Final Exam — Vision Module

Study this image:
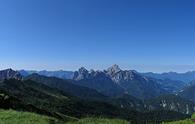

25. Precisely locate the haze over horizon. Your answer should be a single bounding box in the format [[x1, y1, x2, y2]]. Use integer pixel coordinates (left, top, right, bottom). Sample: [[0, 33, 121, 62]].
[[0, 0, 195, 72]]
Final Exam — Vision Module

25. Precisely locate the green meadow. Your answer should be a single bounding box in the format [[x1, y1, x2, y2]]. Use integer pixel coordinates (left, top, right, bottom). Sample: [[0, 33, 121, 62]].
[[0, 109, 128, 124]]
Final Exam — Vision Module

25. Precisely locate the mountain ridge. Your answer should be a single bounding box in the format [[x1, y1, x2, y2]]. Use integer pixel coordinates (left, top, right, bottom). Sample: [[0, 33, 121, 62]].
[[73, 65, 167, 99]]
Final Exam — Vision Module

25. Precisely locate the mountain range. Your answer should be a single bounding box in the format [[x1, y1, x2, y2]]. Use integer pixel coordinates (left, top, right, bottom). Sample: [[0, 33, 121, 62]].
[[20, 66, 195, 84], [142, 71, 195, 83], [72, 65, 192, 99], [19, 70, 74, 79], [1, 65, 195, 122]]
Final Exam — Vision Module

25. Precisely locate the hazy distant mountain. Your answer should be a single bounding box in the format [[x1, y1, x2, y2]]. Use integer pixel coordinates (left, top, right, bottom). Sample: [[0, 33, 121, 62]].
[[19, 70, 74, 79], [0, 69, 22, 80], [73, 65, 166, 99], [142, 71, 195, 83], [152, 79, 187, 93]]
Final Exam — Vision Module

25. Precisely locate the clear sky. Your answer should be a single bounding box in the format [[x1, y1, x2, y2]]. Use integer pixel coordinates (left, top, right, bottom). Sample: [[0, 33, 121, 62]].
[[0, 0, 195, 72]]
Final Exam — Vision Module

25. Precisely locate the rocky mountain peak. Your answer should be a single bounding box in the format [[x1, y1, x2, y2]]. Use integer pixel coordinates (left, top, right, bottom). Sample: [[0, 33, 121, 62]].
[[107, 64, 121, 75], [73, 67, 89, 80], [0, 69, 22, 80], [78, 67, 88, 73]]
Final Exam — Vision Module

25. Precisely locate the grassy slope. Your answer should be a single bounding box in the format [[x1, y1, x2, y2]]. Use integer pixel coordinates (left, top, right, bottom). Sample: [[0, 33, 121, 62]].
[[1, 109, 193, 124], [0, 109, 128, 124], [0, 109, 65, 124], [164, 119, 193, 124], [66, 118, 128, 124]]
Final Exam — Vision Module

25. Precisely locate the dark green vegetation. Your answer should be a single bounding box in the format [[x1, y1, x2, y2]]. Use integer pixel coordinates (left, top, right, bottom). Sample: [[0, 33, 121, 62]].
[[0, 79, 190, 123], [164, 113, 195, 124], [145, 94, 195, 114], [0, 79, 131, 120], [24, 73, 195, 115], [66, 118, 128, 124], [25, 73, 107, 100]]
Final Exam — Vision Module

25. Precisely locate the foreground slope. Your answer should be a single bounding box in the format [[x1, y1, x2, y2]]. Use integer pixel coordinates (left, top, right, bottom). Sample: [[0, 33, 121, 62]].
[[0, 79, 190, 123], [0, 79, 138, 120], [0, 110, 128, 124], [0, 109, 64, 124], [66, 118, 128, 124]]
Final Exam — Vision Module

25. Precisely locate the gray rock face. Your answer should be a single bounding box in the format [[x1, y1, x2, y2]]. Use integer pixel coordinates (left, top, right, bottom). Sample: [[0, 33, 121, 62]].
[[73, 66, 124, 96], [105, 65, 165, 99], [73, 65, 166, 99], [0, 69, 22, 80], [105, 65, 140, 84], [106, 64, 121, 76], [73, 67, 89, 80]]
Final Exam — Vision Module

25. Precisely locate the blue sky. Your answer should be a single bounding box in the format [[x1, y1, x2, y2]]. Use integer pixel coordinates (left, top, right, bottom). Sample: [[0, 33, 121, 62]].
[[0, 0, 195, 72]]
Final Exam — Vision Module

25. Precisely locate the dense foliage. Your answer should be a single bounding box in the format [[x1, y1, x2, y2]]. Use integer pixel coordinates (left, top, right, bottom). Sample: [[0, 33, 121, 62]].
[[0, 79, 191, 123]]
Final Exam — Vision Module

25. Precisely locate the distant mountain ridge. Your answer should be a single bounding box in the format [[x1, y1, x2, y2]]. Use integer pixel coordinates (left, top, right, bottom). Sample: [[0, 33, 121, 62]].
[[19, 70, 74, 79], [0, 67, 189, 99], [18, 68, 195, 83], [142, 71, 195, 83]]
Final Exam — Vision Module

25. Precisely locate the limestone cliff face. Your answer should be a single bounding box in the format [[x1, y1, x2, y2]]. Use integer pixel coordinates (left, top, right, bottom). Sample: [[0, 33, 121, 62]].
[[73, 65, 166, 99]]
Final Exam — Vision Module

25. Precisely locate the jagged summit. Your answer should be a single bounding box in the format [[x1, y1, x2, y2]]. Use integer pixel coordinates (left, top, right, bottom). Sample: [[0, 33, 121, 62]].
[[78, 67, 88, 73], [107, 64, 121, 74], [0, 68, 22, 80], [73, 67, 90, 80], [73, 65, 165, 99]]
